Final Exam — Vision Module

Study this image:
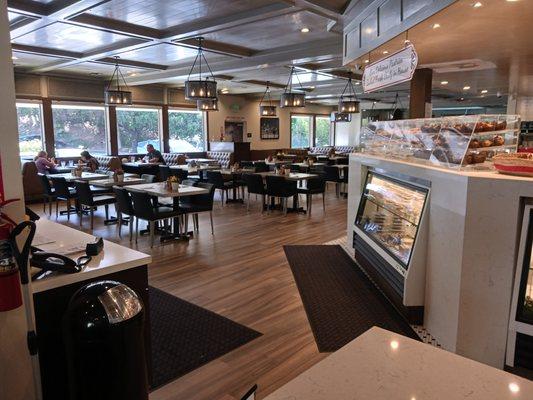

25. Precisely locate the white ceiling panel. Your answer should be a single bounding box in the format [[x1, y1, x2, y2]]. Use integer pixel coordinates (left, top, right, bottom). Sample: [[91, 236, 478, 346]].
[[12, 22, 139, 53], [12, 51, 70, 68], [55, 61, 146, 77]]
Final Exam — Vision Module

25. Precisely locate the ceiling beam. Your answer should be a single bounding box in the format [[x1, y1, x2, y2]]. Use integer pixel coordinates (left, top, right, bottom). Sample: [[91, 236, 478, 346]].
[[96, 57, 167, 71], [175, 38, 254, 58], [125, 37, 342, 86], [68, 13, 163, 39], [11, 43, 81, 59]]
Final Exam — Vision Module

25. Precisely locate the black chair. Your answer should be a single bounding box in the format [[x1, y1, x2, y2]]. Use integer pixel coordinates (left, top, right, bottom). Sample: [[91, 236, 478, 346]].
[[130, 190, 182, 247], [74, 181, 116, 230], [113, 187, 135, 241], [243, 173, 266, 212], [179, 182, 216, 235], [289, 164, 300, 172], [254, 161, 269, 173], [206, 171, 237, 206], [241, 161, 254, 168], [39, 174, 56, 216], [324, 166, 343, 197], [49, 177, 77, 220], [298, 176, 326, 217], [141, 174, 156, 183], [159, 165, 170, 181], [174, 168, 189, 182], [265, 175, 297, 215]]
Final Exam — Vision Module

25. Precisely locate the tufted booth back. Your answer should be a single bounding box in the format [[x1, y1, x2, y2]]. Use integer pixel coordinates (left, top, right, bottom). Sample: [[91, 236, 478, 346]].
[[282, 148, 308, 162], [206, 151, 234, 168], [309, 146, 332, 154], [94, 155, 122, 172], [334, 146, 356, 154], [162, 153, 187, 166]]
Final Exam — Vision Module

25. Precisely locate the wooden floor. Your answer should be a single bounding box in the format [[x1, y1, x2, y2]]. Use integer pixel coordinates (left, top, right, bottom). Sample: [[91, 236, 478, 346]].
[[32, 187, 348, 400]]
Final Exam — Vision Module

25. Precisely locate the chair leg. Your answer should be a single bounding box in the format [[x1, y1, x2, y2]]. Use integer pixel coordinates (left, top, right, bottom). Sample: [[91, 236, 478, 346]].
[[185, 214, 189, 234], [221, 190, 224, 207], [283, 198, 288, 215], [67, 198, 71, 221], [56, 200, 59, 219], [209, 211, 214, 235], [49, 198, 53, 216], [117, 212, 122, 238], [90, 208, 94, 230], [43, 198, 46, 213], [261, 194, 265, 213], [194, 214, 199, 232], [105, 204, 109, 220], [149, 221, 155, 248], [308, 195, 313, 217], [79, 205, 83, 227], [135, 218, 139, 243], [129, 216, 134, 242], [247, 192, 250, 212]]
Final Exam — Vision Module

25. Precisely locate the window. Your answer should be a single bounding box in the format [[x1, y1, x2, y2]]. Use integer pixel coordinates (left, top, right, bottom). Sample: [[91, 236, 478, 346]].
[[168, 109, 205, 152], [117, 107, 161, 154], [16, 102, 44, 157], [291, 115, 312, 148], [52, 104, 107, 157], [315, 116, 331, 146]]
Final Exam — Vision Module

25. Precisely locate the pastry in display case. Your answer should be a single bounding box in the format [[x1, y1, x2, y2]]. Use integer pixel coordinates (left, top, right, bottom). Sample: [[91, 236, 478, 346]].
[[355, 171, 428, 269], [361, 115, 520, 170]]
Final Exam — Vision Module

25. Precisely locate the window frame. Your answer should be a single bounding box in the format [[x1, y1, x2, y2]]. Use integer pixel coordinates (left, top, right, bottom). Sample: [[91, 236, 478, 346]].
[[290, 112, 333, 148], [167, 107, 207, 153], [16, 101, 45, 158], [51, 102, 109, 157], [116, 105, 163, 155]]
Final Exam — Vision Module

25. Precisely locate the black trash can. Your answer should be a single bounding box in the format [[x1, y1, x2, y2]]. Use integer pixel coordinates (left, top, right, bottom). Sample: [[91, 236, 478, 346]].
[[63, 280, 148, 400]]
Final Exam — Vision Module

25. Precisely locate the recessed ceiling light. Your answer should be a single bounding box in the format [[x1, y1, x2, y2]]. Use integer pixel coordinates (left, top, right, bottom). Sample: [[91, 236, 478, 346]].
[[481, 89, 488, 94], [463, 85, 471, 90], [301, 27, 310, 33], [11, 55, 18, 60], [506, 0, 520, 2], [355, 81, 361, 85], [364, 59, 370, 64], [390, 340, 399, 350], [404, 39, 411, 44], [441, 81, 449, 85], [508, 383, 520, 393], [473, 1, 482, 7], [382, 50, 389, 55], [432, 23, 441, 29]]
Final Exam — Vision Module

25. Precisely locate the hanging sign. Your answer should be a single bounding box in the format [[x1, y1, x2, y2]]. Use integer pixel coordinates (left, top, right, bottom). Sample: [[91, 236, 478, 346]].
[[362, 45, 418, 93]]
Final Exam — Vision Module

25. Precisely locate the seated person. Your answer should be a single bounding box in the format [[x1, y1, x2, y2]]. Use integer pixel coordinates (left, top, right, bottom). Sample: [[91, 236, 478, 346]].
[[145, 144, 165, 164], [34, 151, 58, 174], [80, 151, 100, 172]]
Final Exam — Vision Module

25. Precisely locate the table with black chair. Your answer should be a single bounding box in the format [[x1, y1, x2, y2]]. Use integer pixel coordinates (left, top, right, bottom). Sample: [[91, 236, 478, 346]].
[[39, 173, 57, 216], [178, 182, 216, 235], [242, 173, 267, 212], [206, 170, 243, 205], [48, 176, 78, 220], [125, 182, 208, 244], [297, 174, 326, 217], [47, 171, 108, 182], [112, 186, 135, 241], [256, 172, 318, 214], [323, 165, 344, 197], [74, 181, 117, 229], [122, 161, 161, 177]]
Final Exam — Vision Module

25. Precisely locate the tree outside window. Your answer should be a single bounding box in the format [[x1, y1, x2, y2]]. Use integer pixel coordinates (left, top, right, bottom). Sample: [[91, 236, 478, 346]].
[[117, 108, 161, 154], [52, 105, 107, 157], [168, 110, 205, 152], [315, 116, 331, 146], [291, 115, 311, 148], [17, 103, 44, 157]]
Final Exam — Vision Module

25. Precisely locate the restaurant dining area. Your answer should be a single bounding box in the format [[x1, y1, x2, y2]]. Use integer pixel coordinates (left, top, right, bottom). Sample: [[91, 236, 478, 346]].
[[2, 0, 533, 400]]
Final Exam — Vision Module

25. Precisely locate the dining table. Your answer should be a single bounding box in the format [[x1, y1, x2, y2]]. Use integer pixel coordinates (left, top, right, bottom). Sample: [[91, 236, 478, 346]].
[[125, 182, 208, 242], [88, 177, 146, 188], [48, 171, 109, 182]]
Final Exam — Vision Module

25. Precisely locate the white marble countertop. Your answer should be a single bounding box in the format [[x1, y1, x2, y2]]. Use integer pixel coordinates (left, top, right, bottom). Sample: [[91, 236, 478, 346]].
[[31, 219, 151, 293], [265, 327, 533, 400]]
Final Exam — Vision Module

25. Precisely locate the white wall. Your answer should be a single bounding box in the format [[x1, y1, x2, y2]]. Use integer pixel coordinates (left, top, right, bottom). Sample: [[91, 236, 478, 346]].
[[335, 113, 361, 146], [0, 2, 37, 399]]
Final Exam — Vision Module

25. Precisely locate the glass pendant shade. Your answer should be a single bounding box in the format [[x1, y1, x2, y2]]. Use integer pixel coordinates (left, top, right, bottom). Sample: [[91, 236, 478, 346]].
[[338, 99, 360, 113], [280, 92, 306, 108], [260, 105, 277, 116], [185, 79, 217, 100], [105, 57, 133, 105], [197, 98, 218, 111], [280, 67, 306, 108]]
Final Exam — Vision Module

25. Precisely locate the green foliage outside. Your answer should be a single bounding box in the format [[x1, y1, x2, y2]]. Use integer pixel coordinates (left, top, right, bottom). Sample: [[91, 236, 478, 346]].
[[315, 117, 331, 146], [291, 116, 310, 148], [53, 107, 107, 156], [117, 109, 160, 153], [169, 111, 204, 152], [17, 105, 43, 156]]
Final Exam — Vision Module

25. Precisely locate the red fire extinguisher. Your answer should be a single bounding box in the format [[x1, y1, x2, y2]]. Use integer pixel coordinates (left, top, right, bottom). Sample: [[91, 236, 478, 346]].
[[0, 198, 23, 312]]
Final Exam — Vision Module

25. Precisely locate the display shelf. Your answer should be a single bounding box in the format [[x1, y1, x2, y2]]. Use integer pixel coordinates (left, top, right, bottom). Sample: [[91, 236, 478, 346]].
[[361, 114, 520, 170]]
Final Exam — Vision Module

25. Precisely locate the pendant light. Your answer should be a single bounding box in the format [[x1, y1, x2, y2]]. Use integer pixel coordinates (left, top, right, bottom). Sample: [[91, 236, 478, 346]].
[[280, 67, 305, 108], [338, 73, 360, 113], [197, 98, 218, 111], [390, 93, 404, 120], [104, 56, 132, 105], [259, 81, 276, 116], [185, 37, 217, 100], [333, 112, 352, 122]]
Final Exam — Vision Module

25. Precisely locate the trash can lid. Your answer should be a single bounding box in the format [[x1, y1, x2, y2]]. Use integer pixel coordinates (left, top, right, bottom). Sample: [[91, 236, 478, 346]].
[[97, 283, 143, 324]]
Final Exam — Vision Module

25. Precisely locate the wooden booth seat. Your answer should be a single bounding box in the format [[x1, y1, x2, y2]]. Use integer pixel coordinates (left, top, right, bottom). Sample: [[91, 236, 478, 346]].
[[22, 161, 43, 201]]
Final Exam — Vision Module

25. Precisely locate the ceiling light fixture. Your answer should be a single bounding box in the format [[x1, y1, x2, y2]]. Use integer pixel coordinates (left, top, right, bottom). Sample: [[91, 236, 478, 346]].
[[432, 23, 441, 29], [11, 55, 18, 60], [364, 59, 370, 64], [185, 37, 217, 101], [280, 67, 306, 108], [104, 56, 132, 105], [338, 73, 360, 114], [301, 27, 310, 33], [197, 98, 218, 112], [508, 383, 520, 393], [473, 1, 483, 7], [441, 81, 449, 85], [259, 81, 276, 116], [463, 85, 471, 90], [481, 89, 488, 94], [383, 50, 389, 55]]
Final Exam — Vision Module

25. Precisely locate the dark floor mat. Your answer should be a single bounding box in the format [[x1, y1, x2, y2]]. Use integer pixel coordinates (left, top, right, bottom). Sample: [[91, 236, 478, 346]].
[[284, 245, 420, 352], [149, 286, 262, 389]]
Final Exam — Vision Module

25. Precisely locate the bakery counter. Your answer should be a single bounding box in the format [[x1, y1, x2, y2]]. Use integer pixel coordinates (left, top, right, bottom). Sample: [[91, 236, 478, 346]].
[[347, 153, 533, 369], [265, 327, 533, 400], [30, 218, 152, 400]]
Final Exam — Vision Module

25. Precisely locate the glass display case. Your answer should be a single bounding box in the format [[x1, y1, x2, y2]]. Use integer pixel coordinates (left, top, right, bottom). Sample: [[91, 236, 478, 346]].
[[360, 114, 521, 170], [355, 171, 428, 269]]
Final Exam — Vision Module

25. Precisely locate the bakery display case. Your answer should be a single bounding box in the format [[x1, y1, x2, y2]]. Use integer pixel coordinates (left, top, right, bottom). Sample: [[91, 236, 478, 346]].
[[355, 171, 428, 270], [360, 114, 520, 170]]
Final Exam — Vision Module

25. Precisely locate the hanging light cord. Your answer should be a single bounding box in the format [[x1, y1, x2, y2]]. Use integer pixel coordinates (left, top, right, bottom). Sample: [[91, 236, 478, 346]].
[[106, 56, 129, 92], [187, 37, 216, 81], [340, 73, 358, 101], [284, 66, 304, 93], [260, 81, 273, 107], [391, 92, 404, 115]]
